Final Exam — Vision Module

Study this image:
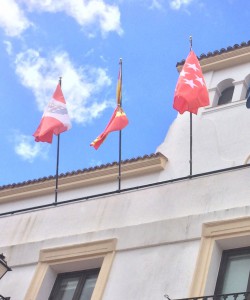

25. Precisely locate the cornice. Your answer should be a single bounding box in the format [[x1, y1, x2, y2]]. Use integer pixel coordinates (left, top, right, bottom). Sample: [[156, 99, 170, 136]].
[[177, 43, 250, 73], [0, 153, 167, 203]]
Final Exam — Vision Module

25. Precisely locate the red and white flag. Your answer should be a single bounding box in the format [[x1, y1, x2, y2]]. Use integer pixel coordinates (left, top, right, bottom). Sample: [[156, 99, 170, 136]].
[[173, 50, 209, 114], [33, 84, 71, 143]]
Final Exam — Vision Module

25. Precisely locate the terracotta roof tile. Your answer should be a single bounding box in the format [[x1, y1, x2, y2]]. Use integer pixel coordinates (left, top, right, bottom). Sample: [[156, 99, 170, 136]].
[[176, 40, 250, 67], [0, 153, 163, 190]]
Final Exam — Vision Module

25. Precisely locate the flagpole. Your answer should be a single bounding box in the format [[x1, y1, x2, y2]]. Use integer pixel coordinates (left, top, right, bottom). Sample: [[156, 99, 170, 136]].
[[118, 58, 122, 191], [190, 112, 192, 176], [118, 129, 122, 190], [55, 77, 62, 203], [189, 36, 193, 177]]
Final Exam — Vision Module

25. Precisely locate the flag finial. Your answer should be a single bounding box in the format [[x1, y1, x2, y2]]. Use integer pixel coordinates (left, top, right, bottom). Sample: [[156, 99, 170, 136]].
[[189, 36, 192, 51]]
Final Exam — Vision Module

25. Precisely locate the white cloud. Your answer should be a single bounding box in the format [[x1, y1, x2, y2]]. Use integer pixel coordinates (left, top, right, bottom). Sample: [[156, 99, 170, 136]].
[[14, 134, 49, 162], [89, 159, 102, 167], [169, 0, 193, 10], [22, 0, 123, 36], [84, 49, 95, 58], [0, 0, 122, 38], [150, 0, 164, 10], [14, 49, 113, 124], [100, 55, 107, 63], [0, 0, 31, 37], [3, 41, 13, 55]]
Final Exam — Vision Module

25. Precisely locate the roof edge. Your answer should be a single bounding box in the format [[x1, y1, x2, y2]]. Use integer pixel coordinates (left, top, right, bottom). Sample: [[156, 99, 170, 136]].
[[0, 152, 168, 203], [176, 41, 250, 72]]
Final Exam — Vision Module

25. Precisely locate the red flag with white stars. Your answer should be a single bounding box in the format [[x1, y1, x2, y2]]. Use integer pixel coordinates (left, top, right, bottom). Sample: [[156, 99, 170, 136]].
[[173, 50, 209, 114]]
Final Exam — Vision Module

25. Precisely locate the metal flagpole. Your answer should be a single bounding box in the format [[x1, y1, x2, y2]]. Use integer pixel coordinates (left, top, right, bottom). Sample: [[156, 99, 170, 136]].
[[118, 129, 122, 190], [55, 77, 62, 203], [190, 111, 192, 176], [118, 58, 122, 190], [189, 36, 193, 177]]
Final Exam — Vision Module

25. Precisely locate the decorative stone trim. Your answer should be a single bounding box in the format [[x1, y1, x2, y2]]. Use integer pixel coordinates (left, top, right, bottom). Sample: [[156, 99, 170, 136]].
[[0, 153, 167, 203], [25, 239, 117, 300], [189, 217, 250, 297]]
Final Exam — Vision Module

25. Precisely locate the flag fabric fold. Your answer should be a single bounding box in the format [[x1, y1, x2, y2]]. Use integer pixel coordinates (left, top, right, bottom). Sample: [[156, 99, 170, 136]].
[[116, 63, 122, 106], [33, 84, 71, 143], [90, 60, 128, 150], [90, 106, 128, 150], [173, 50, 209, 114]]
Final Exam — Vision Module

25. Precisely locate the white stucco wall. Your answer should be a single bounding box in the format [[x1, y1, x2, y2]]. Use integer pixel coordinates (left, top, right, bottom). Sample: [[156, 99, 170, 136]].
[[1, 53, 250, 300], [157, 61, 250, 179], [1, 165, 250, 299]]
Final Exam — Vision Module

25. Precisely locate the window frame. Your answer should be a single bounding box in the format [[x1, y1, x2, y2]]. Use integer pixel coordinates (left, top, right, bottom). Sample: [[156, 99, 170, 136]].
[[246, 86, 250, 100], [25, 239, 116, 300], [49, 268, 100, 300], [189, 217, 250, 297], [214, 247, 250, 295], [217, 86, 235, 105]]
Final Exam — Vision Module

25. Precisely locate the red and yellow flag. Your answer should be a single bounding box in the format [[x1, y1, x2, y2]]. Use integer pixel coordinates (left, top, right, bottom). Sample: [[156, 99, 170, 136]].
[[116, 60, 122, 106], [90, 106, 128, 150], [90, 59, 128, 150]]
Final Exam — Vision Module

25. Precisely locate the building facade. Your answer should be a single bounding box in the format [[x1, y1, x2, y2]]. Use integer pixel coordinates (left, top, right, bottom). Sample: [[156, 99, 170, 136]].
[[1, 41, 250, 300]]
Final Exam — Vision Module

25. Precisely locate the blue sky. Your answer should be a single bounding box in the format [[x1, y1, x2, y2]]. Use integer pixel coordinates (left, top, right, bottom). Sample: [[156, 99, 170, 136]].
[[0, 0, 249, 186]]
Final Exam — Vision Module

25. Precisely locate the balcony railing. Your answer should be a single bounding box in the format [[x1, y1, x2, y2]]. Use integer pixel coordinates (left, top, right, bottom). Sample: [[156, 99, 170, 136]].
[[165, 292, 250, 300], [0, 295, 10, 300]]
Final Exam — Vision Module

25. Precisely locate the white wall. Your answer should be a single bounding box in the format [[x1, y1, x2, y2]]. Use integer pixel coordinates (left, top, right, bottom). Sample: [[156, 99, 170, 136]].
[[1, 165, 250, 299], [157, 62, 250, 179], [1, 55, 250, 300]]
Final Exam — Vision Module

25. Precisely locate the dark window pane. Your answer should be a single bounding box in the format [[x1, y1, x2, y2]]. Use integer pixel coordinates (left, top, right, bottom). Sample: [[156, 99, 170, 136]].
[[215, 247, 250, 298], [52, 276, 80, 300], [218, 86, 234, 105], [222, 253, 250, 293], [246, 86, 250, 99], [79, 273, 98, 300], [49, 269, 100, 300]]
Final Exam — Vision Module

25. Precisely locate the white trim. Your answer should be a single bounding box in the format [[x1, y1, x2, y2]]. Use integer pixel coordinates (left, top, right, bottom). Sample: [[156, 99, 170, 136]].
[[202, 99, 246, 115]]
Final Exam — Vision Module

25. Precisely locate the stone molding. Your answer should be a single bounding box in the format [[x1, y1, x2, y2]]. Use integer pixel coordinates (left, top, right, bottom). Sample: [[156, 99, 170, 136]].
[[0, 153, 167, 203]]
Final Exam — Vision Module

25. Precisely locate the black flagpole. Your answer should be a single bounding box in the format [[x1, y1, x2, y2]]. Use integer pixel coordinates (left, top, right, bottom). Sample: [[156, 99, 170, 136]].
[[55, 77, 62, 203], [189, 36, 193, 177], [190, 111, 192, 176], [118, 58, 122, 190], [118, 129, 122, 190]]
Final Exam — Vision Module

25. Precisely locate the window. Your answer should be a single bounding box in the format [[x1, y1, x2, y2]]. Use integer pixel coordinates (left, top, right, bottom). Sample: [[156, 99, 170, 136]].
[[246, 86, 250, 108], [246, 86, 250, 99], [188, 217, 250, 297], [217, 86, 234, 105], [49, 269, 100, 300], [25, 239, 116, 300], [215, 247, 250, 295]]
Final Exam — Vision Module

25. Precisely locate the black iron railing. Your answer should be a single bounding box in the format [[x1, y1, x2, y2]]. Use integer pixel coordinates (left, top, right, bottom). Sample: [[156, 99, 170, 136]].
[[165, 292, 250, 300], [0, 295, 10, 300], [1, 163, 250, 218]]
